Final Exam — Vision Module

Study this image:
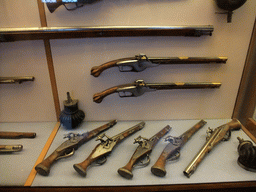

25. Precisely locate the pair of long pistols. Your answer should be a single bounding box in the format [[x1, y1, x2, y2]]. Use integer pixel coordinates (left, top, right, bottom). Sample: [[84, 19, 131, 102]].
[[35, 119, 241, 178], [91, 54, 226, 103]]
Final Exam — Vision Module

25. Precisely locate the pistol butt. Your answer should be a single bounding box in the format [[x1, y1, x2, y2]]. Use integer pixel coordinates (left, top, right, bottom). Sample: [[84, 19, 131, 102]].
[[151, 166, 166, 177], [35, 163, 50, 176], [73, 164, 87, 177], [117, 167, 133, 179]]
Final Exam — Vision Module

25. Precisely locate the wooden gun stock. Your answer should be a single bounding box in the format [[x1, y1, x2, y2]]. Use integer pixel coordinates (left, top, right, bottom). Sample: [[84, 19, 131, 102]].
[[0, 131, 36, 139], [35, 151, 63, 176], [93, 86, 119, 103], [73, 146, 103, 177], [46, 0, 63, 13], [91, 57, 134, 77]]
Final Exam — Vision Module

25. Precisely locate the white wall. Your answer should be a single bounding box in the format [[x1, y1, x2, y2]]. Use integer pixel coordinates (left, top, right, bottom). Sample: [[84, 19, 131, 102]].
[[0, 0, 256, 122]]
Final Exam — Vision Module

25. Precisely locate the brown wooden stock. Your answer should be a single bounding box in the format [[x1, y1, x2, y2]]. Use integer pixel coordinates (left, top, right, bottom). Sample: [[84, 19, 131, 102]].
[[46, 0, 63, 13], [91, 58, 133, 77], [118, 160, 136, 179], [73, 148, 99, 177], [91, 60, 118, 77], [151, 149, 170, 177], [35, 151, 61, 176], [93, 86, 119, 103], [0, 131, 36, 139]]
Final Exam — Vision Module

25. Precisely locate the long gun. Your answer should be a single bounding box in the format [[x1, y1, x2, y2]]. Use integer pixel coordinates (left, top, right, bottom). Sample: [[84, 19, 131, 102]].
[[93, 80, 221, 103], [35, 120, 117, 176], [183, 119, 241, 178], [0, 76, 35, 84], [151, 120, 207, 177], [91, 54, 227, 77], [73, 121, 145, 177], [0, 145, 23, 153], [118, 125, 171, 179], [45, 0, 99, 13], [0, 131, 36, 139]]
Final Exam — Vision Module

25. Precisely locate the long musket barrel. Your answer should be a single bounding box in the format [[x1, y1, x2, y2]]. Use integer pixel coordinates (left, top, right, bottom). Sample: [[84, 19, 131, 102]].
[[0, 25, 213, 42], [35, 120, 117, 176], [118, 125, 171, 179], [183, 119, 241, 178], [151, 120, 207, 177], [93, 80, 221, 103], [73, 122, 145, 177], [0, 131, 36, 139], [91, 54, 227, 77]]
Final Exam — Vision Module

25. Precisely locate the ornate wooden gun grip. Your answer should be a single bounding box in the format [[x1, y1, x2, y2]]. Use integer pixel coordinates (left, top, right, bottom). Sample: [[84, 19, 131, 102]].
[[151, 155, 169, 177], [91, 60, 118, 77], [35, 151, 60, 176], [118, 158, 138, 179], [73, 156, 95, 177], [93, 86, 119, 103]]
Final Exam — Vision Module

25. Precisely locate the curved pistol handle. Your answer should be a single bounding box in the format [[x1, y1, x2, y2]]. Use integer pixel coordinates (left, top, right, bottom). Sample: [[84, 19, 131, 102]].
[[91, 57, 134, 77], [93, 86, 119, 103], [73, 156, 95, 177], [35, 151, 61, 176], [118, 158, 137, 179], [91, 60, 118, 77], [151, 154, 169, 177]]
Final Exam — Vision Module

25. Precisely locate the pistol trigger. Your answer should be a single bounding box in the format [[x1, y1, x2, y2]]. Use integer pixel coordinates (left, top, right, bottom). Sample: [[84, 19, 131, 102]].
[[134, 155, 150, 169], [167, 151, 180, 162], [56, 148, 75, 160], [223, 130, 231, 141], [93, 156, 107, 166]]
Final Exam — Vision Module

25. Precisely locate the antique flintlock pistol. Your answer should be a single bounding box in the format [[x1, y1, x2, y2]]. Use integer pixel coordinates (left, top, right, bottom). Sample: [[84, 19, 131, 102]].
[[35, 120, 117, 176], [118, 125, 171, 179], [91, 53, 227, 77], [151, 120, 207, 177], [73, 122, 145, 177], [183, 119, 241, 178], [93, 80, 221, 103]]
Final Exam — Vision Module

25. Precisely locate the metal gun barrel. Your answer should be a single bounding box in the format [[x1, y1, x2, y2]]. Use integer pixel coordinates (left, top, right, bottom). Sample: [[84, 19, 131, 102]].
[[148, 57, 227, 64], [147, 82, 221, 90], [183, 119, 241, 178]]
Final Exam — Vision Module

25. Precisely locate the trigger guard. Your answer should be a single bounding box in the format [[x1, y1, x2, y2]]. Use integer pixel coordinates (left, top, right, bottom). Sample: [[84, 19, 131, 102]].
[[133, 155, 150, 169], [223, 130, 231, 141], [167, 151, 180, 162], [94, 156, 107, 166]]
